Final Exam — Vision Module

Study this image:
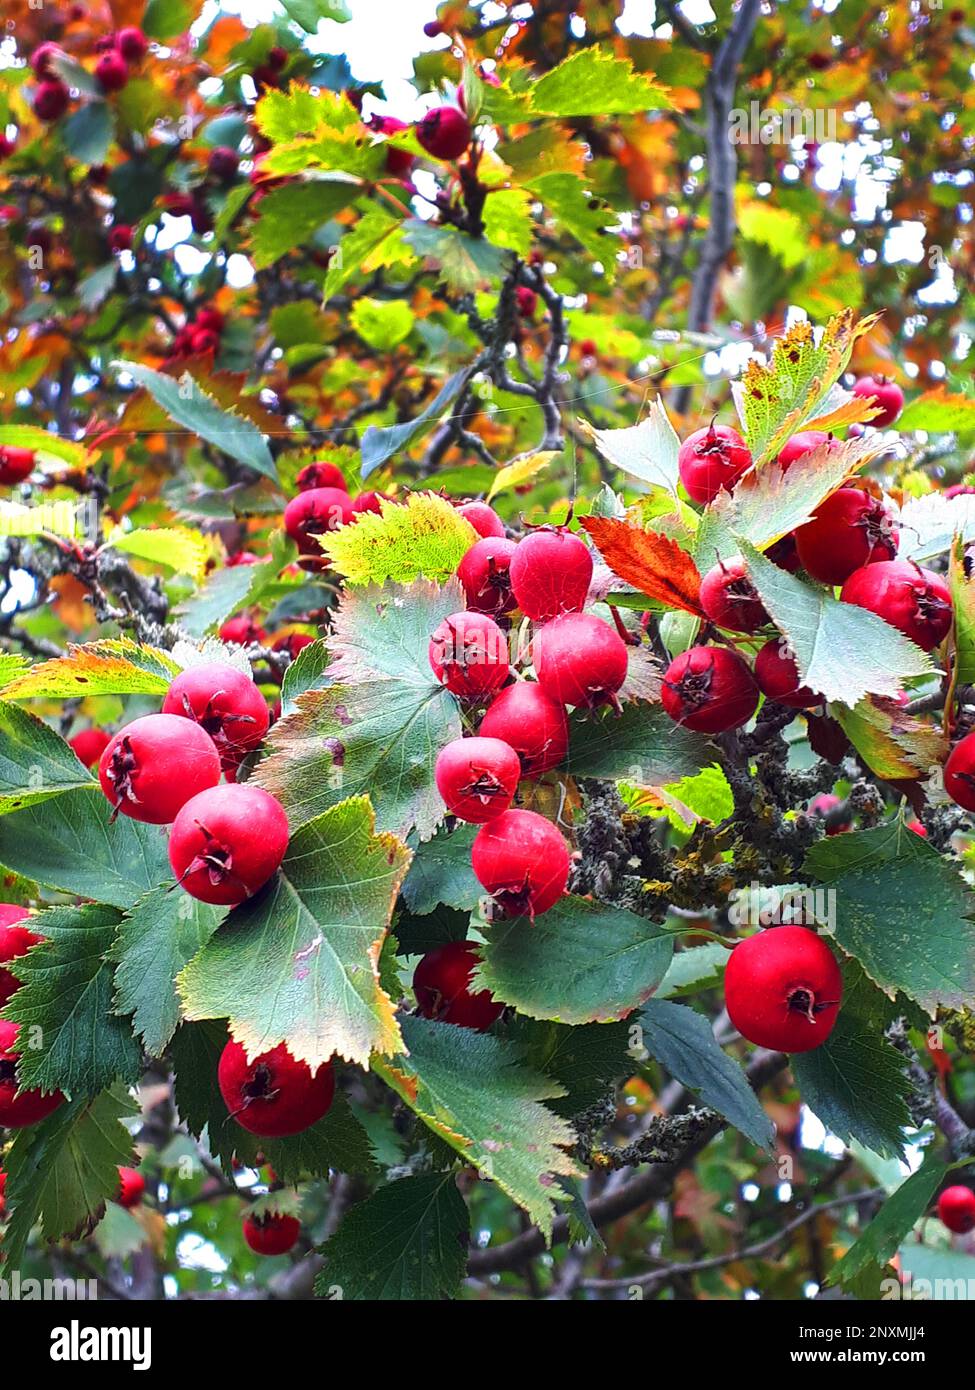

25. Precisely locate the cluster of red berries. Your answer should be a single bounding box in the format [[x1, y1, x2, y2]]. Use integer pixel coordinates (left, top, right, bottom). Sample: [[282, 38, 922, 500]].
[[283, 458, 385, 565], [0, 445, 36, 486], [169, 306, 225, 360], [30, 28, 148, 124], [252, 45, 289, 94]]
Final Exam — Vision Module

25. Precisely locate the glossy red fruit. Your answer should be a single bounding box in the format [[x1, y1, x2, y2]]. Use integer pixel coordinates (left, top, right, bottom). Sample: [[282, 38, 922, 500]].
[[428, 611, 510, 701], [370, 114, 414, 176], [219, 613, 267, 646], [95, 50, 129, 93], [30, 42, 60, 77], [271, 631, 315, 665], [776, 430, 838, 471], [458, 501, 504, 539], [724, 926, 842, 1053], [208, 146, 240, 182], [108, 224, 133, 253], [678, 423, 752, 505], [0, 905, 41, 1008], [416, 105, 471, 160], [284, 487, 355, 555], [98, 713, 221, 824], [169, 784, 289, 905], [414, 941, 503, 1030], [533, 613, 628, 710], [937, 1185, 975, 1235], [508, 528, 593, 621], [807, 792, 851, 835], [456, 537, 517, 615], [515, 286, 538, 320], [943, 731, 975, 812], [117, 1166, 145, 1208], [33, 80, 70, 122], [853, 374, 904, 428], [699, 557, 769, 633], [795, 488, 899, 585], [162, 663, 269, 760], [472, 809, 570, 919], [295, 460, 347, 493], [196, 307, 225, 333], [0, 446, 36, 484], [0, 1020, 65, 1127], [190, 327, 219, 354], [0, 134, 14, 160], [243, 1211, 301, 1255], [661, 646, 759, 734], [478, 681, 568, 777], [435, 736, 520, 823], [754, 638, 819, 709], [117, 26, 149, 63], [218, 1039, 335, 1137], [352, 490, 388, 515], [840, 560, 952, 651]]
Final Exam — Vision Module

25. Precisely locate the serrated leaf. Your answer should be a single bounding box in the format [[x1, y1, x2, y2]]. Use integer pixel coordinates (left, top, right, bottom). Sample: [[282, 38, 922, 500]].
[[582, 516, 702, 615], [530, 48, 673, 116], [401, 219, 509, 292], [0, 701, 95, 814], [482, 187, 534, 256], [949, 534, 975, 685], [486, 449, 557, 501], [255, 86, 359, 143], [280, 0, 350, 32], [63, 100, 114, 163], [525, 172, 616, 268], [280, 637, 329, 715], [176, 532, 293, 638], [93, 1200, 149, 1259], [897, 387, 975, 433], [831, 694, 947, 780], [401, 824, 480, 915], [360, 369, 469, 477], [565, 700, 711, 783], [252, 180, 360, 268], [323, 206, 404, 300], [0, 424, 91, 470], [259, 1092, 378, 1182], [579, 400, 681, 495], [2, 638, 180, 700], [349, 297, 414, 350], [106, 525, 210, 581], [326, 494, 477, 585], [826, 1158, 945, 1288], [512, 1017, 635, 1118]]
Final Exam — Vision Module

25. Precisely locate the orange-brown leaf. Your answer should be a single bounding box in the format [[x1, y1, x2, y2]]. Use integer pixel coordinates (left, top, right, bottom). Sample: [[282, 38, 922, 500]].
[[581, 516, 703, 615]]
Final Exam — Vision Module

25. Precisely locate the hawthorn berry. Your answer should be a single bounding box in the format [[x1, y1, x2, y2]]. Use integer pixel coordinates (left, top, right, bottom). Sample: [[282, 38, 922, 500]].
[[0, 133, 14, 160], [108, 224, 133, 253], [852, 374, 904, 428], [943, 731, 975, 812], [98, 713, 221, 824], [840, 559, 952, 651], [370, 115, 414, 176], [33, 79, 69, 122], [284, 487, 355, 555], [0, 446, 37, 484], [208, 146, 240, 182], [271, 631, 315, 666], [190, 326, 220, 355], [30, 43, 60, 78], [699, 556, 769, 633], [661, 646, 759, 734], [428, 611, 510, 700], [162, 662, 269, 762], [218, 1039, 335, 1137], [515, 286, 538, 320], [68, 726, 111, 767], [416, 105, 471, 160], [471, 809, 570, 919], [195, 307, 225, 334], [351, 490, 387, 515], [296, 460, 347, 493], [766, 533, 801, 573], [219, 613, 267, 646], [807, 792, 851, 835], [794, 488, 899, 585], [478, 680, 568, 777], [533, 613, 629, 710], [937, 1185, 975, 1235], [243, 1211, 301, 1256], [0, 1020, 65, 1128], [508, 527, 593, 621], [226, 551, 259, 568], [754, 638, 819, 709], [776, 430, 838, 471], [116, 1166, 145, 1208], [435, 736, 520, 823], [724, 926, 842, 1053], [0, 904, 41, 1008], [117, 26, 149, 64], [678, 423, 752, 505], [456, 536, 517, 615], [458, 500, 505, 539], [170, 784, 289, 905], [95, 50, 130, 94], [413, 940, 504, 1030]]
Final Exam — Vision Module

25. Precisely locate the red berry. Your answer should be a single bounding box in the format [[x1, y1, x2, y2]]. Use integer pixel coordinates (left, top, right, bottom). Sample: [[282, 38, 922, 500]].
[[190, 327, 220, 355], [724, 926, 842, 1053], [840, 559, 952, 651], [370, 115, 414, 176], [0, 1020, 65, 1127], [435, 736, 520, 823], [754, 638, 819, 709], [270, 632, 315, 664], [413, 940, 503, 1030], [108, 224, 133, 253], [472, 809, 570, 919], [699, 556, 769, 633], [69, 727, 111, 768], [0, 1169, 6, 1216], [678, 423, 752, 505], [33, 80, 69, 122], [533, 612, 628, 710], [219, 614, 267, 646], [766, 533, 801, 573], [208, 146, 240, 182], [0, 134, 14, 160], [807, 793, 850, 835], [169, 784, 289, 905], [515, 286, 537, 320], [943, 731, 975, 811], [661, 646, 759, 734], [117, 26, 149, 64], [162, 662, 269, 761], [98, 713, 221, 824], [95, 50, 129, 94], [937, 1185, 975, 1235], [267, 45, 288, 71], [423, 20, 445, 37], [243, 1211, 300, 1255], [428, 611, 510, 700], [795, 488, 899, 585], [457, 501, 504, 539], [226, 551, 259, 567], [0, 446, 36, 484], [508, 528, 593, 621], [195, 307, 225, 333], [456, 536, 517, 615], [351, 490, 387, 515], [776, 430, 837, 471], [284, 487, 355, 555], [0, 905, 41, 1009], [295, 461, 347, 493], [852, 375, 904, 428], [116, 1166, 145, 1208], [416, 105, 471, 160], [478, 681, 568, 777], [30, 43, 60, 78], [218, 1039, 334, 1137], [579, 338, 598, 357]]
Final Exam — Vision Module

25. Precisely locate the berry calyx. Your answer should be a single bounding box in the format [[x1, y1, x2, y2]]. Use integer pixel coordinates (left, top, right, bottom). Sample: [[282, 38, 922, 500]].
[[795, 488, 899, 585], [0, 446, 37, 485], [218, 1039, 335, 1137], [508, 527, 593, 621], [161, 662, 269, 762], [937, 1185, 975, 1235], [435, 736, 520, 823], [116, 1166, 145, 1208], [117, 27, 149, 64], [471, 809, 570, 919], [428, 611, 510, 701], [0, 1020, 65, 1128], [678, 423, 752, 505], [169, 784, 290, 905], [414, 941, 503, 1031], [852, 374, 904, 428], [416, 105, 471, 160], [943, 731, 975, 812], [33, 80, 70, 123], [284, 487, 355, 555], [0, 904, 42, 1008], [533, 612, 629, 710], [95, 50, 130, 94], [456, 536, 517, 615], [724, 926, 842, 1053], [243, 1211, 301, 1255], [754, 638, 819, 709], [661, 646, 759, 734], [699, 556, 769, 633], [98, 713, 221, 824], [458, 501, 504, 539], [478, 680, 568, 777], [840, 559, 952, 651], [776, 430, 838, 471], [296, 460, 348, 493]]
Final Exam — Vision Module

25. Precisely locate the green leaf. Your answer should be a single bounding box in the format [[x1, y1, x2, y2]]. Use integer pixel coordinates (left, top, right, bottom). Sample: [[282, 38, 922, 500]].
[[113, 360, 277, 480], [280, 0, 351, 33], [349, 296, 414, 350], [2, 904, 142, 1098], [512, 1017, 635, 1118], [323, 206, 403, 300], [401, 824, 480, 915], [107, 525, 209, 581], [401, 220, 509, 292], [530, 48, 673, 116], [252, 180, 360, 269], [171, 1020, 240, 1170], [526, 173, 616, 267], [62, 101, 114, 164], [897, 389, 975, 433], [176, 533, 293, 637], [638, 999, 775, 1152], [315, 1173, 468, 1301], [280, 637, 329, 716], [656, 942, 729, 999], [1, 638, 180, 700], [179, 797, 409, 1070], [566, 700, 711, 783], [583, 400, 681, 494], [827, 1158, 946, 1288], [0, 701, 95, 814], [93, 1200, 148, 1259], [361, 368, 469, 477], [482, 188, 534, 257], [0, 424, 90, 469], [326, 495, 477, 586], [144, 0, 196, 40], [374, 1014, 581, 1238], [479, 896, 674, 1024], [259, 1092, 378, 1183]]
